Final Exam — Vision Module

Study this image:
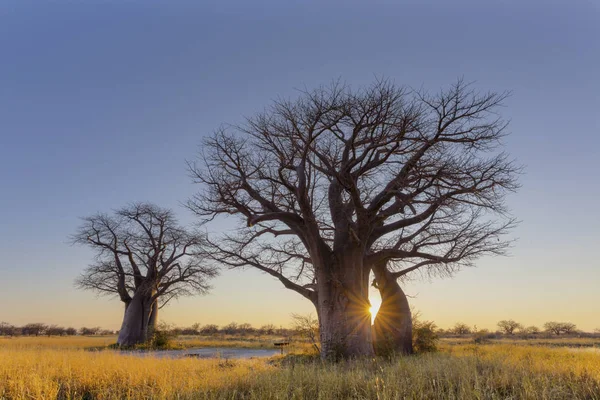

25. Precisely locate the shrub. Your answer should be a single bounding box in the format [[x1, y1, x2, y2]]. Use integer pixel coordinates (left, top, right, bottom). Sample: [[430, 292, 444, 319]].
[[413, 320, 438, 353], [79, 327, 101, 336], [222, 323, 239, 335], [525, 325, 541, 335], [291, 313, 320, 354], [150, 323, 178, 349], [0, 322, 18, 336], [473, 331, 494, 344], [200, 324, 220, 335], [21, 323, 47, 336], [259, 324, 277, 335], [238, 323, 255, 336]]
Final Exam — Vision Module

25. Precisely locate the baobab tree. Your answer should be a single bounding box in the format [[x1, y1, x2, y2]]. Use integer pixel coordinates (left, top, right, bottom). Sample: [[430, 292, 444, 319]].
[[452, 322, 472, 335], [525, 325, 541, 335], [73, 203, 217, 346], [189, 79, 519, 359], [497, 319, 523, 335], [544, 321, 577, 335]]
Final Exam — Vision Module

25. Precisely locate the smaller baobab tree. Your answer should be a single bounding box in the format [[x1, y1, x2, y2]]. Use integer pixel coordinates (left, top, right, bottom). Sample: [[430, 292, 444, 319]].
[[560, 322, 578, 335], [452, 322, 472, 335], [544, 321, 577, 336], [72, 203, 218, 346], [525, 325, 540, 335], [497, 319, 524, 335]]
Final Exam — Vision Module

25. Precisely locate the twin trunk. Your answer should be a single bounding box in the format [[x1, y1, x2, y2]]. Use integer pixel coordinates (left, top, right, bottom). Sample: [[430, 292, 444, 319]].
[[372, 263, 413, 355], [117, 289, 158, 347], [307, 247, 414, 359]]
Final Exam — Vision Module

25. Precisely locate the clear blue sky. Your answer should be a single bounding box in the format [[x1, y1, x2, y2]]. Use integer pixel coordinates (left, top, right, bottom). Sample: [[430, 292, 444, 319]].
[[1, 0, 598, 331]]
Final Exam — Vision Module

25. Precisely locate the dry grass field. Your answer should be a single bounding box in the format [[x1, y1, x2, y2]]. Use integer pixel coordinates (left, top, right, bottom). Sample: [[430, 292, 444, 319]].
[[0, 336, 599, 399], [0, 334, 311, 352], [443, 336, 600, 348]]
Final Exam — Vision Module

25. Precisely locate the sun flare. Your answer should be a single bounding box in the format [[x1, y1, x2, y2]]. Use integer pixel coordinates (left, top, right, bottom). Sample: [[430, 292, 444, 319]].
[[369, 297, 381, 318]]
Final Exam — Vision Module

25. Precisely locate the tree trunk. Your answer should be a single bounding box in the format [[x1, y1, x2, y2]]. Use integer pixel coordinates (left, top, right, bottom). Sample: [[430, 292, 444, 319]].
[[372, 263, 413, 355], [147, 300, 158, 339], [316, 248, 373, 360], [117, 290, 153, 347]]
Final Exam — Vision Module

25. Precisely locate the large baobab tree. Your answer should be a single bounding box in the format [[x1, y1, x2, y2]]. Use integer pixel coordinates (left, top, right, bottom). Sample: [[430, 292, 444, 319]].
[[73, 203, 217, 346], [189, 78, 519, 359]]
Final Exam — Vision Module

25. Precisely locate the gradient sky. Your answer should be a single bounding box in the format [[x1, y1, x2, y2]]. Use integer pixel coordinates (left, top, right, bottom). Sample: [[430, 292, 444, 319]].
[[1, 0, 598, 332]]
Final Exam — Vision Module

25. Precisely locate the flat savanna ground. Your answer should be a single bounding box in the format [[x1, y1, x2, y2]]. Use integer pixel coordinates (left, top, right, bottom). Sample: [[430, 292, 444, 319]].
[[1, 335, 599, 399]]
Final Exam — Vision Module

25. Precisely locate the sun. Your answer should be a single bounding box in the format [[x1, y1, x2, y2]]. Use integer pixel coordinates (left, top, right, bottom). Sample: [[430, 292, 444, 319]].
[[369, 297, 381, 320], [368, 289, 383, 323]]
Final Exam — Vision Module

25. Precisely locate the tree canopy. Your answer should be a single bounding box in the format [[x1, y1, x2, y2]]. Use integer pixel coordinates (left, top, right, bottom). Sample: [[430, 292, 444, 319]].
[[73, 202, 217, 345], [189, 78, 519, 358]]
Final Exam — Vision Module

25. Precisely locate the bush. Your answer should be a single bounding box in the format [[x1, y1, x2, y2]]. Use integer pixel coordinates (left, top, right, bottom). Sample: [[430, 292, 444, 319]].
[[471, 328, 499, 344], [291, 313, 320, 354], [221, 323, 239, 335], [259, 324, 277, 335], [524, 325, 541, 335], [238, 323, 255, 336], [150, 323, 178, 349], [79, 327, 101, 336], [473, 332, 490, 344], [200, 324, 220, 335], [413, 320, 439, 353]]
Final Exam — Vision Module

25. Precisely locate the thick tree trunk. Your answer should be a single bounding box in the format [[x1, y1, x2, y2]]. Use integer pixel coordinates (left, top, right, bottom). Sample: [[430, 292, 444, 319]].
[[117, 290, 153, 347], [147, 300, 158, 339], [124, 299, 131, 313], [316, 248, 373, 360], [372, 263, 413, 355]]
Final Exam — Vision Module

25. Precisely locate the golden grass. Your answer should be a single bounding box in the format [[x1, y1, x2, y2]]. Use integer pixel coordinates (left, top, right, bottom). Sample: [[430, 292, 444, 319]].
[[442, 336, 600, 347], [0, 335, 312, 353], [446, 343, 600, 383], [0, 347, 271, 399], [0, 336, 117, 349], [0, 337, 599, 399]]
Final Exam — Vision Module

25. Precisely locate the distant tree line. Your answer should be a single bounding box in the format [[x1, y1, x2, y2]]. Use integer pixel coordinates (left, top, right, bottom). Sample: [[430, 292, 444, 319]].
[[0, 321, 293, 337], [2, 319, 592, 339], [0, 322, 115, 337], [157, 322, 294, 337], [435, 320, 585, 337]]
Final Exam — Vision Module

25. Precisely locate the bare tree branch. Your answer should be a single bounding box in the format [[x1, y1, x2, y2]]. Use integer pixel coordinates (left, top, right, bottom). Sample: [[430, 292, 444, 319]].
[[72, 203, 218, 304]]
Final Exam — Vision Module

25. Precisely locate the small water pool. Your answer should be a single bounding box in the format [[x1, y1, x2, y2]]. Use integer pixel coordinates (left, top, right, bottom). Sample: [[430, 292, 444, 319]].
[[125, 347, 281, 359]]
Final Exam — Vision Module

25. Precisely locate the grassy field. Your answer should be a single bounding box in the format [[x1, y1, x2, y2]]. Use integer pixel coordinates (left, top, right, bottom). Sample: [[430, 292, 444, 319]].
[[0, 336, 599, 399], [0, 335, 117, 349], [0, 334, 310, 351], [443, 336, 600, 348]]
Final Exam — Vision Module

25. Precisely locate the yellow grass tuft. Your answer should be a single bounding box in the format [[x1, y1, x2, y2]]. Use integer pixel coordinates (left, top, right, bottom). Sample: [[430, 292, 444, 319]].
[[0, 347, 272, 399], [0, 335, 117, 349]]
